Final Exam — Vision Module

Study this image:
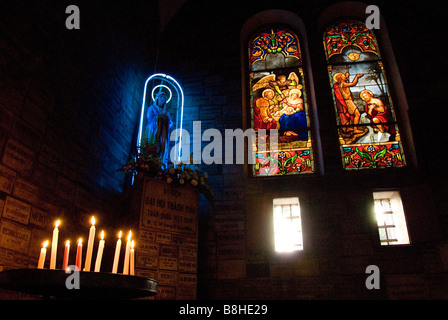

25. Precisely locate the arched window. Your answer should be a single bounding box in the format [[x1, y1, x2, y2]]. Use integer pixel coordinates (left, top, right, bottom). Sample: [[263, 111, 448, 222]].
[[249, 27, 315, 176], [324, 20, 406, 170]]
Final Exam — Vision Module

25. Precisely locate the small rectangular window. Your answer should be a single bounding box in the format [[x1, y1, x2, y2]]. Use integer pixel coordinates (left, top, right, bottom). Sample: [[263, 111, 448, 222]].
[[273, 197, 303, 252], [373, 191, 410, 245]]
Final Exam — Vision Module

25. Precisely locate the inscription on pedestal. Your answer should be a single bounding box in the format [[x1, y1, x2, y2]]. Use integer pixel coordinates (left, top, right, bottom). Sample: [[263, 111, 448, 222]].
[[140, 181, 198, 234], [135, 178, 199, 300]]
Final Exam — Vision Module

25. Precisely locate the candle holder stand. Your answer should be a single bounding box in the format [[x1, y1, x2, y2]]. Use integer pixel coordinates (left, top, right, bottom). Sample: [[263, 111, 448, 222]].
[[0, 268, 157, 300]]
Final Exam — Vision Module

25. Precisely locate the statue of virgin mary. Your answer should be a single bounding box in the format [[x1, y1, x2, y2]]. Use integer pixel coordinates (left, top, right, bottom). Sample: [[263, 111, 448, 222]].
[[146, 91, 173, 166]]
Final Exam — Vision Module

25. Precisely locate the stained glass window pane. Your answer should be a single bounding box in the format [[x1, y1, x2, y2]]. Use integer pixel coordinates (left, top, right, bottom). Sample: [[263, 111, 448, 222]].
[[249, 28, 315, 176], [324, 21, 406, 170]]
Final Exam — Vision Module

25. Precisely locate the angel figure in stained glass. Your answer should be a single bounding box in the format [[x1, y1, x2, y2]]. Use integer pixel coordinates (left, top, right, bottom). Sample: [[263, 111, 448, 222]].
[[253, 72, 301, 105]]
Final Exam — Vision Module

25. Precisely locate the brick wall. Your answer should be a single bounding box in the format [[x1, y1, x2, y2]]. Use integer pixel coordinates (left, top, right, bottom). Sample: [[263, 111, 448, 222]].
[[0, 1, 158, 294]]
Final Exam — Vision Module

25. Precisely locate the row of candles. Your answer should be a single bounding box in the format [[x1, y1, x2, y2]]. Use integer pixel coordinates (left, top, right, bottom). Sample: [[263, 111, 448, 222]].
[[37, 217, 135, 275]]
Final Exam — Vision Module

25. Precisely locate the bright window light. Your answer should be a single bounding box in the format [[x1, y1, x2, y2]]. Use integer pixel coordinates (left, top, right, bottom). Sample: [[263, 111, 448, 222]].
[[373, 191, 410, 246], [273, 197, 303, 252]]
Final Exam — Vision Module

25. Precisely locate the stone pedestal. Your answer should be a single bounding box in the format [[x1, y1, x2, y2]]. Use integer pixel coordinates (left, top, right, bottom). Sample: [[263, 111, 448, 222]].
[[129, 177, 198, 299]]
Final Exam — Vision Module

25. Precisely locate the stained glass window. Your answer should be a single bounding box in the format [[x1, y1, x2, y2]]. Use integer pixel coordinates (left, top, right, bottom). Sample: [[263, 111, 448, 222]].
[[249, 28, 315, 176], [324, 21, 406, 170]]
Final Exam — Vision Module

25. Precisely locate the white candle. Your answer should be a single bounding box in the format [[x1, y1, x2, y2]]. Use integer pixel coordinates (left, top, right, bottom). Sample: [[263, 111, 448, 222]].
[[94, 231, 105, 272], [112, 231, 122, 274], [84, 216, 96, 271], [50, 220, 60, 269], [62, 240, 70, 270], [37, 240, 49, 269], [130, 240, 135, 276], [123, 231, 132, 275]]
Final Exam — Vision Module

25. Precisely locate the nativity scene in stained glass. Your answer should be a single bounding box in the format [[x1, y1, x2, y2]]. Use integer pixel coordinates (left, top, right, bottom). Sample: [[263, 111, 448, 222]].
[[249, 28, 315, 176], [324, 21, 405, 169]]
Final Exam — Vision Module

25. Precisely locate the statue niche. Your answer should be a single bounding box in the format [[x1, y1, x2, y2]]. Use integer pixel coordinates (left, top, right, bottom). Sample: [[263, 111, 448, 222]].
[[137, 74, 184, 168]]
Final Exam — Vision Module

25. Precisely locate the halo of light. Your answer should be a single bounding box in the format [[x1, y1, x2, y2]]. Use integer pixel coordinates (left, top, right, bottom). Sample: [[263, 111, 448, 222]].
[[151, 84, 172, 103]]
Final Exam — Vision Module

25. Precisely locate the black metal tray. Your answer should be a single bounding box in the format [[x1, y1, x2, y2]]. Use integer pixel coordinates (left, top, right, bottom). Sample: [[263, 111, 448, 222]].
[[0, 268, 157, 299]]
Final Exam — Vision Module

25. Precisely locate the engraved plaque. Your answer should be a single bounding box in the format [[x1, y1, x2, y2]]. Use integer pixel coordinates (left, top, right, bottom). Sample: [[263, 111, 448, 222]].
[[0, 164, 16, 194], [156, 286, 176, 300], [29, 207, 50, 228], [159, 244, 178, 258], [178, 259, 197, 273], [157, 271, 178, 286], [159, 256, 178, 271], [139, 229, 157, 242], [136, 269, 156, 279], [136, 254, 159, 269], [2, 196, 31, 225], [177, 286, 196, 299], [0, 219, 32, 254], [179, 246, 197, 261], [140, 179, 198, 234], [156, 232, 172, 244], [12, 179, 39, 204], [178, 273, 197, 287], [1, 139, 35, 176], [0, 247, 29, 268]]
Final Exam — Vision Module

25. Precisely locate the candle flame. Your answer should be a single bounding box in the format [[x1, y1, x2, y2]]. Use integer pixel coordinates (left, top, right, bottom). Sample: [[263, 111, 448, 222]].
[[91, 216, 95, 226], [100, 230, 105, 240], [43, 240, 49, 248], [78, 238, 83, 245], [131, 240, 135, 249], [55, 220, 61, 228], [127, 231, 132, 241], [118, 231, 122, 239], [66, 240, 70, 245]]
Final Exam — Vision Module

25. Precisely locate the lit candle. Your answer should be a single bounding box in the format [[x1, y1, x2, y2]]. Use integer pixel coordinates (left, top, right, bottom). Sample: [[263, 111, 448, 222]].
[[62, 240, 70, 270], [75, 238, 83, 270], [112, 231, 122, 274], [123, 231, 132, 275], [50, 220, 60, 269], [94, 231, 105, 272], [84, 216, 96, 271], [130, 240, 135, 276], [37, 240, 49, 269]]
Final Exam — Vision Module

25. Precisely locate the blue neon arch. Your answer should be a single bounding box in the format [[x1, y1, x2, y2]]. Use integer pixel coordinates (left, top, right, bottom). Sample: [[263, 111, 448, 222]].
[[137, 73, 184, 163]]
